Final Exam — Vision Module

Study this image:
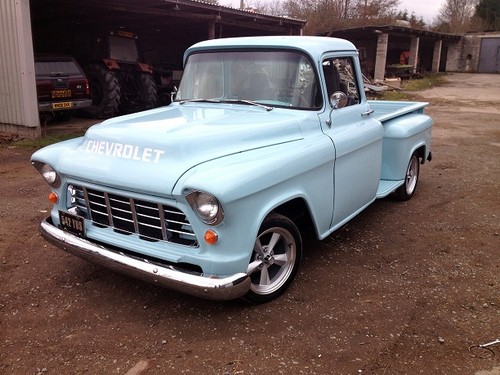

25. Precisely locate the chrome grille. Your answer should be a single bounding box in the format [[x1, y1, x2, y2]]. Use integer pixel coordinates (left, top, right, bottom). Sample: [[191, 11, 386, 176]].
[[70, 185, 197, 247]]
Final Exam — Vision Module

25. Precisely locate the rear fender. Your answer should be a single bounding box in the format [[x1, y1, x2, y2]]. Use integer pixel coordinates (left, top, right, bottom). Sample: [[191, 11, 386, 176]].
[[381, 113, 432, 180], [102, 59, 120, 70]]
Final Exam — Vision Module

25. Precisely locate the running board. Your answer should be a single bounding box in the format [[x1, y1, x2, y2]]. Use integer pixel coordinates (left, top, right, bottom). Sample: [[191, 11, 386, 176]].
[[376, 179, 404, 198]]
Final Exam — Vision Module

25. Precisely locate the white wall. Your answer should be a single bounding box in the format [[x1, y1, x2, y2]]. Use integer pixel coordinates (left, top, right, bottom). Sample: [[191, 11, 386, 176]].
[[0, 0, 40, 138]]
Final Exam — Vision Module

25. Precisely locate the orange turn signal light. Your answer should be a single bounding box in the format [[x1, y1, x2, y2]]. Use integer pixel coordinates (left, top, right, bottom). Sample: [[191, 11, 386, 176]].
[[48, 192, 58, 204], [204, 230, 218, 245]]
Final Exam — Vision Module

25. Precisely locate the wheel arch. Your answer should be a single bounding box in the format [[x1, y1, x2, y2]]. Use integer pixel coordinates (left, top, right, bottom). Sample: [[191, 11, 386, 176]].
[[413, 144, 428, 164], [259, 196, 318, 242], [396, 143, 426, 180], [274, 197, 315, 232]]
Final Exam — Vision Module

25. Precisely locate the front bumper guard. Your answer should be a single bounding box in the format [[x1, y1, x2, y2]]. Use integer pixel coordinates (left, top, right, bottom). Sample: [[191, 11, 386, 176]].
[[40, 218, 251, 301]]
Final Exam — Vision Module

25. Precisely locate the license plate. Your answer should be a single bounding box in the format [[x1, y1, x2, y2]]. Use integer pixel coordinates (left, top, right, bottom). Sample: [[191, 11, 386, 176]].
[[52, 102, 72, 109], [51, 89, 71, 98], [59, 210, 84, 237]]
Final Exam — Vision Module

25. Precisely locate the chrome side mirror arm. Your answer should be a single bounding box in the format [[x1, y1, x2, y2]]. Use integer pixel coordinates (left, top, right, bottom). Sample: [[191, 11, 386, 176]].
[[326, 91, 348, 127], [170, 86, 178, 103]]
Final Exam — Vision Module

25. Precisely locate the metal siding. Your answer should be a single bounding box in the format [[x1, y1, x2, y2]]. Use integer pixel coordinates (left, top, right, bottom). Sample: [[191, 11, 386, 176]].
[[478, 38, 500, 73], [0, 0, 39, 129]]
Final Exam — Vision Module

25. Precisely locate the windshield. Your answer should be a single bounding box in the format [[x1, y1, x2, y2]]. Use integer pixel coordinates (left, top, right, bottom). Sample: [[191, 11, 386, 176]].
[[176, 50, 321, 109], [109, 35, 139, 63]]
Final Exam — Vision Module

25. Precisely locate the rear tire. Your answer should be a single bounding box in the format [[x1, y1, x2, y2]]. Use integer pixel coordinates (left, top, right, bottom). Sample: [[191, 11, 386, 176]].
[[83, 63, 121, 119], [394, 153, 420, 201], [244, 213, 302, 303]]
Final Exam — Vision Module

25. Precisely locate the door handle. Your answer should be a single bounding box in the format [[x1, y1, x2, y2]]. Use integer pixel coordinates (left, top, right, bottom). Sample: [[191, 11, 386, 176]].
[[361, 109, 374, 117]]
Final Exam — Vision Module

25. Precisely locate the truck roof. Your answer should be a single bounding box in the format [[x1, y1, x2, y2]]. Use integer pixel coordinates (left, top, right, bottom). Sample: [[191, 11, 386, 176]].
[[184, 36, 358, 64]]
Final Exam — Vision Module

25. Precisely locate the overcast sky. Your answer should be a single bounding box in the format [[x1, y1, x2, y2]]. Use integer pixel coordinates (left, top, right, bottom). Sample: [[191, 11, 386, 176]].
[[219, 0, 445, 23]]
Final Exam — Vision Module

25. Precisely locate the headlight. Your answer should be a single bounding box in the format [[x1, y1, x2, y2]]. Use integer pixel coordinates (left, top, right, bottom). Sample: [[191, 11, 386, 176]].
[[32, 161, 61, 188], [185, 190, 224, 225]]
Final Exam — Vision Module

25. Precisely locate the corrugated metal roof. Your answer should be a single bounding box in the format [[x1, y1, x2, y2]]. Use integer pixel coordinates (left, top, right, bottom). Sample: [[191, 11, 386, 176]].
[[187, 0, 305, 22], [326, 25, 461, 40], [30, 0, 306, 35]]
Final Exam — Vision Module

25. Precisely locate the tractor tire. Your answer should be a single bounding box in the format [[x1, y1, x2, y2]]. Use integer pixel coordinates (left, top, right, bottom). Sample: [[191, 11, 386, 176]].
[[136, 73, 158, 111], [83, 63, 121, 119]]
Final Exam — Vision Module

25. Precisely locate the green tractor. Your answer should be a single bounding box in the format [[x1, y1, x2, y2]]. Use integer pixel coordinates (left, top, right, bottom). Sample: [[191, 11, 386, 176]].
[[77, 31, 157, 118]]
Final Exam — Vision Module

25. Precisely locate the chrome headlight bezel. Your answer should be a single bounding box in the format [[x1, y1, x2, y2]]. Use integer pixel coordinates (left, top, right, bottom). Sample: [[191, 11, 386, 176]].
[[184, 190, 224, 226], [32, 161, 61, 188]]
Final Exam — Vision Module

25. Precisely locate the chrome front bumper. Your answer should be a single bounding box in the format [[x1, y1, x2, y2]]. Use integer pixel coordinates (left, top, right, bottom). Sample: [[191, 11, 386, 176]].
[[40, 218, 251, 301]]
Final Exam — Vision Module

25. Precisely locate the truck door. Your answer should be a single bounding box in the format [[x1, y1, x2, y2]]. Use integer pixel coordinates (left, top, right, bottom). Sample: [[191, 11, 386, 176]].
[[319, 56, 384, 229]]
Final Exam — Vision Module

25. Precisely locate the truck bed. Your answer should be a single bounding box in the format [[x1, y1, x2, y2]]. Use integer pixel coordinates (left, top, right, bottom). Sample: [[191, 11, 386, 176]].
[[368, 100, 428, 123]]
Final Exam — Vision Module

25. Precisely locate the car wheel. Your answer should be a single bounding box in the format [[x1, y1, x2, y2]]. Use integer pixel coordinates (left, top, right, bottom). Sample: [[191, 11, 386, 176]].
[[395, 152, 420, 201], [244, 213, 302, 303]]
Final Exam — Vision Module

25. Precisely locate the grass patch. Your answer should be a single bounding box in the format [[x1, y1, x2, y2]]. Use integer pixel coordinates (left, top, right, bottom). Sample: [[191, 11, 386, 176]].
[[376, 91, 418, 101], [374, 73, 448, 101], [13, 132, 84, 149], [401, 73, 447, 91]]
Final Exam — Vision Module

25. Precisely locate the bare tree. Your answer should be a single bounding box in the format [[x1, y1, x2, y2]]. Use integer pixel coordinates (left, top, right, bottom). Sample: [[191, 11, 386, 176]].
[[353, 0, 400, 20], [475, 0, 500, 30], [253, 0, 400, 34], [436, 0, 479, 32]]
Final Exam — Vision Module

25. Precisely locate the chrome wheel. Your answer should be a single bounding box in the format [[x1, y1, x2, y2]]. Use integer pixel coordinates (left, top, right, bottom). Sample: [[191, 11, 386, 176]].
[[245, 214, 302, 303], [395, 153, 420, 201]]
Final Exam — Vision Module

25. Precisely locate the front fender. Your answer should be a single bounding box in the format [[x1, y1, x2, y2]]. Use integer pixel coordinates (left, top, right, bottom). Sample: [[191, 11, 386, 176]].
[[172, 134, 336, 272]]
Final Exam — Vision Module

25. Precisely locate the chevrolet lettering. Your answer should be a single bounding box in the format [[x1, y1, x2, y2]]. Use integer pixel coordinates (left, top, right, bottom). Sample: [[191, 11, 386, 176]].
[[84, 140, 165, 163], [32, 36, 433, 303]]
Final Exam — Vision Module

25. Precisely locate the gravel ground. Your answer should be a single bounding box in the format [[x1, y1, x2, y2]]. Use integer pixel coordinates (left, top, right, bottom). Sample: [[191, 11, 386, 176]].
[[0, 73, 499, 375]]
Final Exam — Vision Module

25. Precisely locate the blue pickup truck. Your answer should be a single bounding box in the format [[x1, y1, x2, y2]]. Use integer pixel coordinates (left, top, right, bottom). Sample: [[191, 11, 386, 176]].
[[32, 36, 432, 303]]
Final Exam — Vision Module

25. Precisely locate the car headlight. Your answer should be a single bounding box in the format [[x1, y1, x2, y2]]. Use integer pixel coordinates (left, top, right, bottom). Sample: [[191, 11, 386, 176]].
[[32, 161, 61, 188], [184, 190, 224, 225]]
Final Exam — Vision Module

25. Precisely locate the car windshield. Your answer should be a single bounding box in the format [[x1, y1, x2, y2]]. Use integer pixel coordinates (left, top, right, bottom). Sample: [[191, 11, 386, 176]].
[[176, 50, 321, 109]]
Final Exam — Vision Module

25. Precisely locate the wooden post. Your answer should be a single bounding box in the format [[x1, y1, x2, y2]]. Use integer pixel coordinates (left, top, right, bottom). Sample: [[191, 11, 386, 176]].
[[432, 40, 443, 73], [374, 33, 388, 81]]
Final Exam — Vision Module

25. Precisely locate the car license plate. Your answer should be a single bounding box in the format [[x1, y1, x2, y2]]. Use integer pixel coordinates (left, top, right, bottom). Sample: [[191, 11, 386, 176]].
[[59, 210, 84, 237], [51, 89, 71, 98], [52, 102, 72, 109]]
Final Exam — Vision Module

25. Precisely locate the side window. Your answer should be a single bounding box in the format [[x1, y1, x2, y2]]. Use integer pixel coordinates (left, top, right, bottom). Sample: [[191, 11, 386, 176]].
[[322, 57, 360, 107]]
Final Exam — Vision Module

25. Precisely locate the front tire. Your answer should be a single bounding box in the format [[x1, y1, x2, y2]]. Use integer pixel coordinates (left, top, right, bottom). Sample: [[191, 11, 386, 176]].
[[244, 213, 302, 303], [83, 63, 121, 119], [135, 73, 158, 111], [394, 153, 420, 201]]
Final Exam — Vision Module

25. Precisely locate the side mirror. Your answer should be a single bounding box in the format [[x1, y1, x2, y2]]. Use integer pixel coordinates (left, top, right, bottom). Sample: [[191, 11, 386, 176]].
[[329, 91, 348, 109], [326, 91, 348, 128]]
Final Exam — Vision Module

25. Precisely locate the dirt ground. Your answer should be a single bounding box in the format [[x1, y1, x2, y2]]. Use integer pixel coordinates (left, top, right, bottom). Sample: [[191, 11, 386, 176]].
[[0, 73, 499, 375]]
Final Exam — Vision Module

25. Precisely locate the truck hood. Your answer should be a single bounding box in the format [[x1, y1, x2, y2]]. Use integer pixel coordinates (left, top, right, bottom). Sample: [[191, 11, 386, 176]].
[[48, 104, 305, 196]]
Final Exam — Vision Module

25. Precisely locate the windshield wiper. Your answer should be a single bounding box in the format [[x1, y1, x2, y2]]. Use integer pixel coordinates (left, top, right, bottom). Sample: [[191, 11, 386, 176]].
[[178, 98, 273, 111], [222, 99, 273, 111], [178, 98, 221, 104]]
